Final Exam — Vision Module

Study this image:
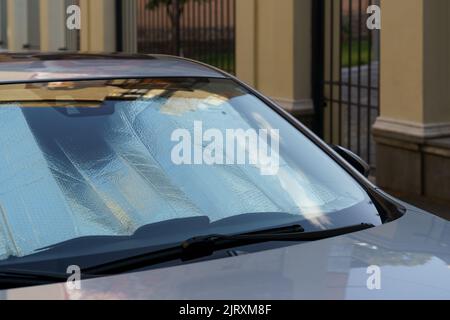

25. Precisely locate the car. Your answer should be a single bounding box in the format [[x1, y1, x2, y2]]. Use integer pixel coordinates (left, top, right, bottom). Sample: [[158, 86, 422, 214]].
[[0, 53, 448, 300]]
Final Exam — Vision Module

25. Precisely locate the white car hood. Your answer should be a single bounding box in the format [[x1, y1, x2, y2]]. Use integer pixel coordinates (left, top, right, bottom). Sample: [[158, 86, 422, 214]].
[[2, 207, 450, 300]]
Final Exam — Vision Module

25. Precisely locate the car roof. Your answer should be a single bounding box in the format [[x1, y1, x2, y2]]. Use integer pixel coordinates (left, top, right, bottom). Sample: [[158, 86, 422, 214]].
[[0, 52, 227, 84]]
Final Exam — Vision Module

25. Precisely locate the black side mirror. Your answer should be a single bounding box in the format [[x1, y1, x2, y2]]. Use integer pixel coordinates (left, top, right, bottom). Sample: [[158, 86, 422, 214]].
[[331, 145, 371, 178]]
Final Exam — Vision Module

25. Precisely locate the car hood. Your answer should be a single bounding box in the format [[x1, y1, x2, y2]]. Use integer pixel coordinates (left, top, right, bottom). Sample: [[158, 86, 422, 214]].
[[2, 206, 450, 300]]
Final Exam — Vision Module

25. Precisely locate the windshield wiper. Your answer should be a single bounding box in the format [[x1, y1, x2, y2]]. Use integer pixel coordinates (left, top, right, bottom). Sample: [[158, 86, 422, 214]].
[[0, 224, 303, 288], [0, 269, 70, 290], [0, 223, 374, 288], [83, 223, 374, 276]]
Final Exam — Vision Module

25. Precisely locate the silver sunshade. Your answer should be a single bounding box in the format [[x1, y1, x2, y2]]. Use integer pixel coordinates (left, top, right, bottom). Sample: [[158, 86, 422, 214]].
[[0, 94, 360, 260]]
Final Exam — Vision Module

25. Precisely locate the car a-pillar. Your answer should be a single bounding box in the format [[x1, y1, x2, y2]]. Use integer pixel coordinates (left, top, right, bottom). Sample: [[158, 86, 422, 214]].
[[373, 0, 450, 203]]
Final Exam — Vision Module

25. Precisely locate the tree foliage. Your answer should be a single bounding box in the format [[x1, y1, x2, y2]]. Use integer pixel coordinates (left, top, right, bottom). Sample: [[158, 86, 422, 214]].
[[146, 0, 210, 54], [146, 0, 208, 24]]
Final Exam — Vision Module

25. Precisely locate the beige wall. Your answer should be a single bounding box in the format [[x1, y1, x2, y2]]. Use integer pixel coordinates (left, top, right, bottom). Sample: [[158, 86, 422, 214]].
[[255, 0, 295, 100], [235, 0, 257, 86], [380, 0, 450, 128], [375, 0, 450, 200], [380, 0, 424, 124], [40, 0, 65, 52], [80, 0, 116, 52], [236, 0, 313, 115], [423, 0, 450, 124], [6, 0, 28, 51]]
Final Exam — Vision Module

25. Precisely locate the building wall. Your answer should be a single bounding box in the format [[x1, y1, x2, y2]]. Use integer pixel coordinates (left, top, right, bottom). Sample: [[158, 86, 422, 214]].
[[374, 0, 450, 202]]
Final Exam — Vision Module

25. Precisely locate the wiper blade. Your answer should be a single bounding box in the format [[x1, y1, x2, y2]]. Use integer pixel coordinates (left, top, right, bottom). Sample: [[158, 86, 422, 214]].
[[84, 223, 373, 276], [30, 213, 303, 256], [0, 269, 71, 290]]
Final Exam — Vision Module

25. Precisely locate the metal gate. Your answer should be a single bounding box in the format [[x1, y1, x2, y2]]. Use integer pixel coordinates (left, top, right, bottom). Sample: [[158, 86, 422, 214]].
[[314, 0, 380, 170], [135, 0, 235, 74]]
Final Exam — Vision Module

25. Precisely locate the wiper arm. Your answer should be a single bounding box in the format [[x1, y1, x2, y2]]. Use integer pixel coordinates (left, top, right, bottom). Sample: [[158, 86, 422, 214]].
[[83, 224, 303, 275], [84, 223, 373, 276]]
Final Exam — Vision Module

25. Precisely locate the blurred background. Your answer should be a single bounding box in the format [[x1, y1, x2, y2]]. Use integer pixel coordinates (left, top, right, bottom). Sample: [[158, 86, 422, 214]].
[[0, 0, 449, 219]]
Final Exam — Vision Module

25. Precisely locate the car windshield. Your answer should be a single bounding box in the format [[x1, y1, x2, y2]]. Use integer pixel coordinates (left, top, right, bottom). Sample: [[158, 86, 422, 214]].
[[0, 78, 381, 262]]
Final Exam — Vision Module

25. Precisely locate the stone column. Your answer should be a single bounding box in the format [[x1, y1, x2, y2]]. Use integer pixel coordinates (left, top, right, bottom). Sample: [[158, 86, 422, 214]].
[[6, 0, 28, 51], [235, 0, 313, 119], [39, 0, 66, 51], [373, 0, 450, 201], [79, 0, 116, 52]]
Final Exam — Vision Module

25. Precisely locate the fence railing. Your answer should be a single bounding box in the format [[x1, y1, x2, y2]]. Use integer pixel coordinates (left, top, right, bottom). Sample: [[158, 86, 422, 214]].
[[317, 0, 380, 170], [136, 0, 235, 74]]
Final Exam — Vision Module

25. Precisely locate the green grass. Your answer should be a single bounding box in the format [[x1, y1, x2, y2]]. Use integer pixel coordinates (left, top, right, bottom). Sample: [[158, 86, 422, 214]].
[[341, 39, 371, 68], [194, 53, 235, 73], [190, 40, 369, 72]]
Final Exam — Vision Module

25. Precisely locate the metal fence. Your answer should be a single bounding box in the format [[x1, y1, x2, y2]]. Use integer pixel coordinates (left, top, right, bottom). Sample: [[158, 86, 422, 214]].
[[314, 0, 380, 170], [136, 0, 235, 73]]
